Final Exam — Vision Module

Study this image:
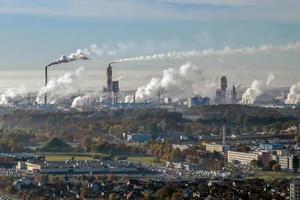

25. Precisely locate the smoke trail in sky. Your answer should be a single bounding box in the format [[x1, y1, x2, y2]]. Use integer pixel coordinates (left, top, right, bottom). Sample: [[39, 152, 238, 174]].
[[113, 42, 300, 63]]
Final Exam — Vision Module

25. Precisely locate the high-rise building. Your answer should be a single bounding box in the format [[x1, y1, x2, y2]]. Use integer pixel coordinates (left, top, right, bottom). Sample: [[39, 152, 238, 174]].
[[188, 96, 210, 107]]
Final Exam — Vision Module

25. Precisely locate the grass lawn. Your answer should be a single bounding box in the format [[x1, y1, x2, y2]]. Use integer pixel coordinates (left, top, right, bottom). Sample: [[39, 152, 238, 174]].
[[44, 154, 162, 165], [253, 171, 295, 181], [44, 154, 93, 161], [127, 156, 161, 165]]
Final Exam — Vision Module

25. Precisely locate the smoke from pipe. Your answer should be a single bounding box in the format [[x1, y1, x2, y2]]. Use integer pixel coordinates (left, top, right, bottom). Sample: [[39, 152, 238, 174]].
[[242, 73, 275, 104], [46, 49, 90, 67], [133, 62, 217, 102], [285, 82, 300, 105], [112, 42, 300, 63], [36, 67, 84, 104]]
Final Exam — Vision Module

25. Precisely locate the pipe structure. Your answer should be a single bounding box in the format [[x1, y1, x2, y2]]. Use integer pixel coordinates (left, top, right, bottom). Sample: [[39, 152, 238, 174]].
[[44, 66, 48, 105]]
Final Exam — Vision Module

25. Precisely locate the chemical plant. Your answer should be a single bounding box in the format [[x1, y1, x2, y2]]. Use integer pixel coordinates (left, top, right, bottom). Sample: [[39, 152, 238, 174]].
[[0, 59, 296, 112]]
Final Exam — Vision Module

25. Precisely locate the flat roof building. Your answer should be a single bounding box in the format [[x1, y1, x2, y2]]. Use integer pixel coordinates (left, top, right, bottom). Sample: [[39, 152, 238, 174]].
[[227, 151, 258, 165]]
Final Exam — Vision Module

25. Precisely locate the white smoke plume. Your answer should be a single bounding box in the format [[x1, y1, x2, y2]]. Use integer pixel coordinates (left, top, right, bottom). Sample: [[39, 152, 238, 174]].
[[135, 62, 217, 102], [242, 73, 275, 104], [71, 96, 91, 108], [46, 49, 90, 67], [89, 39, 182, 58], [285, 82, 300, 105], [113, 41, 300, 63], [124, 95, 134, 103], [71, 88, 104, 108], [0, 85, 27, 106], [36, 67, 84, 104]]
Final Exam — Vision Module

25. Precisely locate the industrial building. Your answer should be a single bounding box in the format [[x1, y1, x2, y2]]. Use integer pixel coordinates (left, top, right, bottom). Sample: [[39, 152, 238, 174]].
[[215, 76, 240, 105], [215, 76, 227, 104], [227, 151, 258, 165], [187, 96, 210, 108], [205, 143, 229, 154], [127, 133, 153, 143], [102, 62, 120, 105]]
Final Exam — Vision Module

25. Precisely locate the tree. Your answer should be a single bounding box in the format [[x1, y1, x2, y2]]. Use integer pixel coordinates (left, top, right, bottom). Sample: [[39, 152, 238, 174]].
[[109, 193, 118, 200], [250, 159, 258, 167], [171, 148, 182, 162], [272, 164, 281, 172], [268, 160, 277, 171], [39, 137, 72, 152], [85, 136, 93, 152]]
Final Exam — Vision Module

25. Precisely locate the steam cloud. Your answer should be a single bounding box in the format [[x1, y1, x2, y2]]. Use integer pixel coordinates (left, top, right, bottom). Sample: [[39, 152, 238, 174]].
[[71, 87, 105, 108], [113, 41, 300, 63], [36, 67, 84, 104], [133, 62, 217, 102], [242, 73, 275, 104], [0, 85, 27, 106], [71, 96, 91, 108], [285, 82, 300, 105], [46, 49, 90, 67]]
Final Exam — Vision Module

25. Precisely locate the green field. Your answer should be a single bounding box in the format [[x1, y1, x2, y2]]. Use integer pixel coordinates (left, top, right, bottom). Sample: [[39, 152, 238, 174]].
[[44, 154, 93, 161], [43, 153, 163, 166], [128, 156, 163, 165], [253, 171, 295, 181]]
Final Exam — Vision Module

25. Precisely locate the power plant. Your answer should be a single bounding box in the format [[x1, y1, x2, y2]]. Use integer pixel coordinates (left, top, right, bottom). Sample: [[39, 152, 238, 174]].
[[0, 53, 288, 111]]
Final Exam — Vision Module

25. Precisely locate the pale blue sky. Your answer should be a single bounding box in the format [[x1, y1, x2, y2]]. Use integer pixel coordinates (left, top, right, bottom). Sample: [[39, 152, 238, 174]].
[[0, 0, 300, 90]]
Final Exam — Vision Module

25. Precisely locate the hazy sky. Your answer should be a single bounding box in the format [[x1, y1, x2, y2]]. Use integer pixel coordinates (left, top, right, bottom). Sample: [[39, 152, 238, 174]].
[[0, 0, 300, 90]]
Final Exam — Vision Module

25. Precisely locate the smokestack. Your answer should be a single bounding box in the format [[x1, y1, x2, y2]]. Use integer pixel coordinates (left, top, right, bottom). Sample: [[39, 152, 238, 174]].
[[43, 49, 89, 105], [133, 92, 136, 104], [107, 63, 114, 92], [220, 76, 227, 104], [231, 85, 237, 104], [44, 66, 48, 105]]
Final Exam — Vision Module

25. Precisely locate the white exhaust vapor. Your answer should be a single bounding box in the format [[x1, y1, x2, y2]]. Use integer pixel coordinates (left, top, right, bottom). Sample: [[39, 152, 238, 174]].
[[0, 85, 27, 106], [46, 49, 90, 67], [242, 73, 275, 104], [134, 62, 218, 102], [285, 82, 300, 105], [36, 67, 84, 104], [113, 42, 300, 63]]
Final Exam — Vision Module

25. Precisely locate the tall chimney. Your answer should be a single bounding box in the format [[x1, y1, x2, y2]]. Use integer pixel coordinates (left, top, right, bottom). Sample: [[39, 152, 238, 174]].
[[44, 66, 48, 105], [107, 63, 113, 92]]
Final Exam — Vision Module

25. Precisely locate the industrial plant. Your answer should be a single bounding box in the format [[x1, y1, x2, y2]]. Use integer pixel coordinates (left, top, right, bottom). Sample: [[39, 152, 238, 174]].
[[0, 60, 295, 112]]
